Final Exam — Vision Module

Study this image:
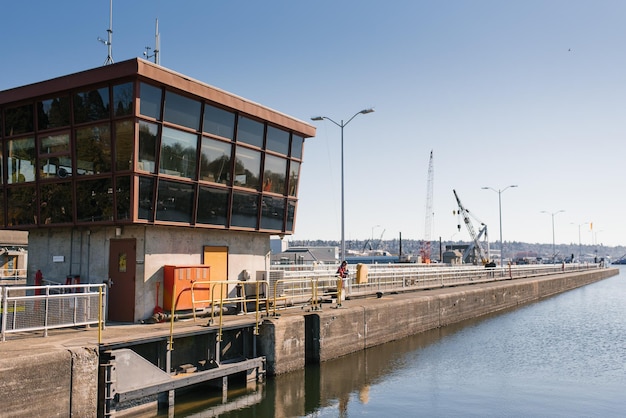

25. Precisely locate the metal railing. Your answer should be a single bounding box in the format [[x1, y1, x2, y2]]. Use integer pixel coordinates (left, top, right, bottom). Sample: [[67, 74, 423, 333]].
[[0, 268, 27, 280], [1, 283, 106, 342], [269, 262, 602, 303]]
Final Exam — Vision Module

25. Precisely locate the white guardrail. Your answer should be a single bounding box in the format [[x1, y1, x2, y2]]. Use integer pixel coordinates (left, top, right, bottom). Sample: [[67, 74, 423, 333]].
[[0, 283, 106, 342]]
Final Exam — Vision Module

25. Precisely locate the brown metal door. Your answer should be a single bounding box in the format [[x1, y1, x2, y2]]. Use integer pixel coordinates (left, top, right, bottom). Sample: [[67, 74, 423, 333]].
[[108, 238, 136, 322]]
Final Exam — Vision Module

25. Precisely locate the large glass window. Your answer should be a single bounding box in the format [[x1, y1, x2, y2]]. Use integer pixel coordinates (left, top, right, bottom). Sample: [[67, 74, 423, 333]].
[[203, 104, 235, 139], [115, 120, 134, 171], [112, 82, 133, 117], [288, 161, 300, 197], [74, 87, 110, 123], [156, 179, 194, 223], [138, 120, 158, 173], [234, 146, 260, 190], [291, 134, 304, 159], [76, 124, 111, 175], [4, 104, 34, 136], [0, 192, 4, 227], [40, 182, 73, 224], [200, 137, 231, 184], [263, 154, 286, 194], [163, 91, 201, 130], [237, 116, 264, 148], [159, 127, 197, 179], [39, 133, 71, 179], [266, 126, 290, 155], [286, 200, 296, 232], [197, 186, 229, 226], [116, 176, 131, 221], [138, 176, 155, 221], [139, 83, 162, 120], [38, 96, 70, 130], [231, 191, 258, 229], [76, 178, 113, 222], [7, 185, 36, 226], [7, 137, 36, 183], [260, 196, 285, 231]]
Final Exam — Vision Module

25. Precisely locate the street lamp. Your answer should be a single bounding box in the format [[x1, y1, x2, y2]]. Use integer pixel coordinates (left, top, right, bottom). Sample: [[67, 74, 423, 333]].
[[541, 210, 565, 262], [482, 185, 517, 266], [570, 222, 589, 262], [311, 108, 374, 262]]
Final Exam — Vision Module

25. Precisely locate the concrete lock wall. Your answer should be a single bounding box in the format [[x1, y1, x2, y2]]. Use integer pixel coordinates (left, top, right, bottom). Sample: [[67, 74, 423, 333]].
[[260, 268, 617, 375], [0, 347, 98, 418]]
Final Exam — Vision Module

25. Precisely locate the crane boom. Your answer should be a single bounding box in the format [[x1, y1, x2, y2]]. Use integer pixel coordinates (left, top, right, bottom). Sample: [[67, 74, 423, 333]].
[[420, 151, 434, 263], [453, 189, 490, 265]]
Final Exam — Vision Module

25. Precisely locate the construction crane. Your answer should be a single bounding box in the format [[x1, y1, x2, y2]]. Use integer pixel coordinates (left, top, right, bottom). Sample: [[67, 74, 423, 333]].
[[420, 151, 434, 263], [453, 189, 492, 265]]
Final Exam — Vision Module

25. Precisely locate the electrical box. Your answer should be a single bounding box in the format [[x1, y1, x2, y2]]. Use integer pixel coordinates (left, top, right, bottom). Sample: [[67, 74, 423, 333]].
[[163, 265, 211, 311]]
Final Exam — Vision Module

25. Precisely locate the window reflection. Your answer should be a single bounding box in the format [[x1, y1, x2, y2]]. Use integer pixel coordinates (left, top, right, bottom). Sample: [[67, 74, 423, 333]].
[[112, 82, 133, 117], [203, 104, 234, 139], [197, 186, 229, 226], [38, 96, 70, 130], [164, 91, 201, 130], [260, 196, 285, 231], [234, 146, 260, 190], [74, 87, 110, 123], [291, 134, 304, 159], [138, 120, 158, 173], [159, 127, 197, 179], [139, 83, 162, 120], [7, 137, 36, 183], [286, 200, 296, 232], [266, 126, 289, 155], [76, 124, 111, 175], [116, 176, 131, 221], [40, 182, 73, 224], [115, 120, 134, 171], [76, 178, 113, 222], [156, 179, 194, 223], [200, 137, 231, 184], [263, 154, 286, 194], [4, 104, 34, 136], [288, 161, 300, 197], [39, 133, 71, 179], [7, 185, 36, 226], [138, 176, 155, 221], [231, 192, 258, 228], [237, 116, 264, 148]]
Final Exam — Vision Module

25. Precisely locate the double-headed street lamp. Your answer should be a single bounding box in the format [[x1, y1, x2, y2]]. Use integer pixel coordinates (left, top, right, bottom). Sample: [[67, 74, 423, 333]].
[[481, 185, 518, 266], [541, 210, 565, 262], [311, 109, 374, 262]]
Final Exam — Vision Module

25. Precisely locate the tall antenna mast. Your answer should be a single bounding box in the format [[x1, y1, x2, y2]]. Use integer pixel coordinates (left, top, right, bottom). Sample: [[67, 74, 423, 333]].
[[98, 0, 114, 65], [143, 18, 160, 65]]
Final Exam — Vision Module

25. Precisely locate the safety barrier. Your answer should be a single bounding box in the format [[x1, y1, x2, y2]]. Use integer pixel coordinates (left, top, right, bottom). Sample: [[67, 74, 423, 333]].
[[0, 268, 27, 280], [0, 283, 106, 342]]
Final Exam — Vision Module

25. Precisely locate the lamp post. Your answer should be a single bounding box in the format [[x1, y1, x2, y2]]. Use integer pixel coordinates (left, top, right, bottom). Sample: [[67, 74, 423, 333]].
[[311, 109, 374, 262], [570, 222, 589, 262], [481, 185, 517, 266], [541, 210, 565, 262]]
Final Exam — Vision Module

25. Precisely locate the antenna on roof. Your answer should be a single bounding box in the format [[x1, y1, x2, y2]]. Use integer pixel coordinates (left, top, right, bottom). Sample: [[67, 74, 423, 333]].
[[143, 18, 160, 65], [98, 0, 114, 65]]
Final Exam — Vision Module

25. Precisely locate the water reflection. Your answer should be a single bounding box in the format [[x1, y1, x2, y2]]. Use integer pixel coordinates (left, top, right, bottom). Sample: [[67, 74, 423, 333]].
[[158, 269, 625, 417]]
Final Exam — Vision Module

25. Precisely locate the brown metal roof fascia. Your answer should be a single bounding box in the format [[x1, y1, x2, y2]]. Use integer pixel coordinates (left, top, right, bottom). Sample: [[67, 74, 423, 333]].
[[135, 60, 316, 137], [0, 58, 316, 138], [0, 59, 140, 105]]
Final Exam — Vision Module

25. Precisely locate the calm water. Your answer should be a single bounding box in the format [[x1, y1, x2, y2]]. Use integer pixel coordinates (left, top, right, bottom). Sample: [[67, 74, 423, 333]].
[[166, 267, 626, 417]]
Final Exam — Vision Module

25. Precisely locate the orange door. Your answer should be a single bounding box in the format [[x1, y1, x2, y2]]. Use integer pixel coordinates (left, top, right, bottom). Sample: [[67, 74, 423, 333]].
[[108, 238, 136, 322]]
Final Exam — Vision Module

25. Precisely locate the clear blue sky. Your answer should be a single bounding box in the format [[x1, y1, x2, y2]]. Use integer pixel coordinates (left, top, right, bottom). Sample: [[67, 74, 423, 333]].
[[2, 1, 625, 248]]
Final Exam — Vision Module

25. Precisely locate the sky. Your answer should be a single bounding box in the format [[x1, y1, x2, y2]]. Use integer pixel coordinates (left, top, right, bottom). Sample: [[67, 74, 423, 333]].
[[2, 1, 626, 248]]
